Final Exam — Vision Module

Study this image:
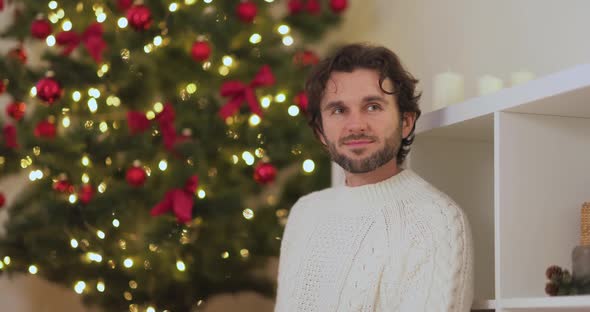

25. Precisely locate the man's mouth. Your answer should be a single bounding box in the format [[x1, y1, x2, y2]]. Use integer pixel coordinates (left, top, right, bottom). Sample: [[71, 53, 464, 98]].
[[342, 139, 374, 147]]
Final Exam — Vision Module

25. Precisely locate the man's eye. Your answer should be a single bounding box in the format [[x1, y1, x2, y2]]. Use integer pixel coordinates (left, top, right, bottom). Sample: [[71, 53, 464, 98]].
[[367, 104, 381, 111], [332, 108, 344, 114]]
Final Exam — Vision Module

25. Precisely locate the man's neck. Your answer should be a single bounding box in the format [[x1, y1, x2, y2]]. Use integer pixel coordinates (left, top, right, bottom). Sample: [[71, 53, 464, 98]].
[[344, 159, 401, 187]]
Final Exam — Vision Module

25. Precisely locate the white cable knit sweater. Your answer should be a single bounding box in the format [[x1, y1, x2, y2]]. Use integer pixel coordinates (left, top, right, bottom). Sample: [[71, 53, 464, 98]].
[[275, 169, 474, 312]]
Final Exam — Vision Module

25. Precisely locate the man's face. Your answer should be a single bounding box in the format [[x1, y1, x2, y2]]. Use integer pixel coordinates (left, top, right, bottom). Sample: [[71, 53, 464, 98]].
[[319, 69, 413, 173]]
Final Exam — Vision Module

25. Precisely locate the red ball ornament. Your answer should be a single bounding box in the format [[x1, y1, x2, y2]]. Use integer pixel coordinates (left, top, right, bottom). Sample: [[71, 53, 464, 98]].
[[288, 0, 305, 14], [126, 5, 152, 31], [126, 166, 147, 187], [294, 92, 308, 112], [35, 77, 62, 104], [254, 162, 277, 184], [117, 0, 133, 12], [0, 80, 6, 95], [6, 101, 26, 121], [305, 0, 321, 15], [30, 19, 52, 39], [8, 46, 27, 64], [293, 50, 319, 66], [78, 184, 95, 204], [53, 180, 74, 193], [0, 192, 5, 208], [329, 0, 348, 13], [191, 41, 211, 62], [34, 120, 56, 139], [237, 1, 257, 23]]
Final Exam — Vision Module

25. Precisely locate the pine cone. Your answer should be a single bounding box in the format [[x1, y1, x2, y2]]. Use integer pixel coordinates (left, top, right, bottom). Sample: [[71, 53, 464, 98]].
[[546, 265, 563, 281], [545, 282, 559, 296]]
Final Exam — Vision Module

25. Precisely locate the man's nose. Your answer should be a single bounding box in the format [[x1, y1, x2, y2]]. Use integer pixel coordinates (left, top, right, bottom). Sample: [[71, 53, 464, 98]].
[[345, 111, 367, 133]]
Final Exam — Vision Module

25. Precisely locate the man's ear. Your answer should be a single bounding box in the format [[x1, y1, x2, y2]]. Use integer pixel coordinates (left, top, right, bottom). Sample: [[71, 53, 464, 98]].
[[316, 129, 327, 147], [401, 112, 417, 139]]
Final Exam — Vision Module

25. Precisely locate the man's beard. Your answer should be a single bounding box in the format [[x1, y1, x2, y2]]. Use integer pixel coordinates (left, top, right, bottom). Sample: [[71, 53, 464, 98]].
[[325, 128, 402, 174]]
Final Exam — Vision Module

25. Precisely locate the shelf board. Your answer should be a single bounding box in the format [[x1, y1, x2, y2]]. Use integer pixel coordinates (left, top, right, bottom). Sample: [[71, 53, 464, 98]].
[[472, 299, 496, 310], [416, 63, 590, 141], [500, 295, 590, 311]]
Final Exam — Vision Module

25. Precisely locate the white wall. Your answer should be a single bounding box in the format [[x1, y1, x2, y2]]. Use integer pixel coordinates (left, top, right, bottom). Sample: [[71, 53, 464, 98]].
[[2, 0, 590, 311], [318, 0, 590, 113]]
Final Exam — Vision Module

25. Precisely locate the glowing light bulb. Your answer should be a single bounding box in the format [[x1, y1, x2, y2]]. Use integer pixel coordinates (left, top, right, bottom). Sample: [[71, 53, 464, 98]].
[[123, 258, 133, 268], [282, 36, 294, 46], [96, 12, 106, 23], [243, 208, 254, 220], [261, 96, 271, 108], [88, 98, 98, 113], [278, 25, 290, 34], [97, 281, 105, 292], [275, 93, 286, 103], [70, 239, 79, 248], [222, 56, 233, 66], [62, 116, 71, 127], [87, 252, 103, 263], [158, 160, 168, 171], [288, 105, 300, 116], [46, 35, 56, 47], [249, 33, 262, 44], [153, 102, 163, 113], [96, 230, 105, 239], [176, 260, 186, 272], [28, 265, 38, 274], [118, 17, 128, 28], [72, 91, 81, 101], [112, 219, 120, 227], [74, 281, 86, 294], [241, 152, 255, 166], [62, 20, 72, 31], [248, 114, 261, 126], [303, 159, 315, 173]]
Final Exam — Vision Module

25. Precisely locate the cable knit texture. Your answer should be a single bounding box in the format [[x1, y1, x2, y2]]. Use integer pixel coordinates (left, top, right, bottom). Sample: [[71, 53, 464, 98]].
[[275, 169, 474, 312]]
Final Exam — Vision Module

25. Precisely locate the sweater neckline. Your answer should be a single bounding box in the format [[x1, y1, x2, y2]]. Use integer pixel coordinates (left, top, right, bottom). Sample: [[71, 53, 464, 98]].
[[337, 169, 428, 204]]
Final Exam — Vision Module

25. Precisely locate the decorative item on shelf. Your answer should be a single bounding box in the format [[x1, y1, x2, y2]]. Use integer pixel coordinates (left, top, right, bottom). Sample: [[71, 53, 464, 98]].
[[510, 70, 535, 86], [478, 75, 504, 96], [572, 202, 590, 287], [544, 202, 590, 296], [432, 70, 464, 111]]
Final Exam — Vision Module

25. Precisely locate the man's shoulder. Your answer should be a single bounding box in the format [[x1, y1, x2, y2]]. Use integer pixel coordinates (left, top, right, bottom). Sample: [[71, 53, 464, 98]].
[[399, 171, 466, 219]]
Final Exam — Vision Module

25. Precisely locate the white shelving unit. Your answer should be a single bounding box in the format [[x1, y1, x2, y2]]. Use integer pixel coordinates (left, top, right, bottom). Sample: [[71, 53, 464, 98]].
[[408, 64, 590, 311]]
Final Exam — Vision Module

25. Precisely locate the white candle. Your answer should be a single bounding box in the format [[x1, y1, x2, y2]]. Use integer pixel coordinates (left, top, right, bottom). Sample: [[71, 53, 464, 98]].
[[433, 71, 464, 110], [478, 75, 504, 96], [510, 71, 535, 86]]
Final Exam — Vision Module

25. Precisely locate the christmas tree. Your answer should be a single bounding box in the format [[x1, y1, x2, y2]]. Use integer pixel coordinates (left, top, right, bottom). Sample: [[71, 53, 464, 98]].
[[0, 0, 347, 310]]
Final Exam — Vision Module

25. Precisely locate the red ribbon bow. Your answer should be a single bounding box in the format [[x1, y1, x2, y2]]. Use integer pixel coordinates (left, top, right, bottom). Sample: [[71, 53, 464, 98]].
[[127, 103, 179, 151], [56, 23, 106, 63], [2, 124, 18, 149], [218, 65, 275, 120], [150, 175, 198, 224]]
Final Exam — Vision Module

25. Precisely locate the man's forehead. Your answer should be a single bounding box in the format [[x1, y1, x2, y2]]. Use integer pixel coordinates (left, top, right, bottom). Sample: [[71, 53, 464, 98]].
[[322, 70, 394, 99]]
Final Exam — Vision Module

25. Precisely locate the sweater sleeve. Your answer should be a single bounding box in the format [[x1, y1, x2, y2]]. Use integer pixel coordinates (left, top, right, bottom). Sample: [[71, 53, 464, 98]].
[[274, 197, 308, 312], [378, 200, 474, 312], [427, 200, 474, 312]]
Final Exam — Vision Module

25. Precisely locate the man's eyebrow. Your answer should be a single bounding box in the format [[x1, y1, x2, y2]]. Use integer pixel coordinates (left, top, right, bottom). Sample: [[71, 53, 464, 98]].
[[322, 100, 344, 111], [362, 95, 388, 103]]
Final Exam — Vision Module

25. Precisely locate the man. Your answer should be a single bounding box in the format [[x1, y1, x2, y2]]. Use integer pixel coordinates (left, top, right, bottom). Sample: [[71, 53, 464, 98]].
[[275, 44, 474, 312]]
